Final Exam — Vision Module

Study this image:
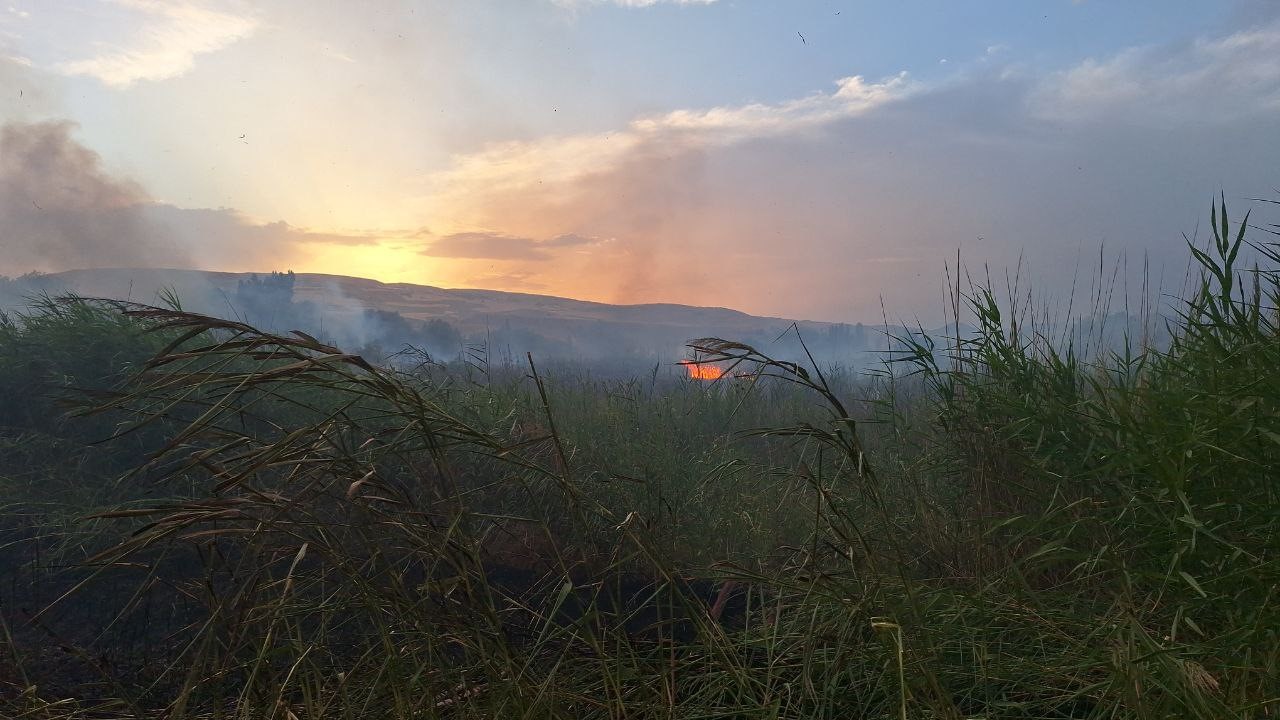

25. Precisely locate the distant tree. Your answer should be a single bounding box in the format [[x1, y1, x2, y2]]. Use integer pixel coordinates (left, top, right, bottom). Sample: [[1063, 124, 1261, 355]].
[[234, 271, 296, 328], [422, 318, 462, 355], [361, 309, 416, 348], [0, 272, 67, 310]]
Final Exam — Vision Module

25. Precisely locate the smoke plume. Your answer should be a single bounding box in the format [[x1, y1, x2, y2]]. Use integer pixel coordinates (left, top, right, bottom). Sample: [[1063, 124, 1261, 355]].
[[0, 120, 191, 272]]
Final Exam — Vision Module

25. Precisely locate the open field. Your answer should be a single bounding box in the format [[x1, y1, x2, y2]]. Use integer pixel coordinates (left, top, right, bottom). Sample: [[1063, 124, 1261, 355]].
[[1, 198, 1277, 719]]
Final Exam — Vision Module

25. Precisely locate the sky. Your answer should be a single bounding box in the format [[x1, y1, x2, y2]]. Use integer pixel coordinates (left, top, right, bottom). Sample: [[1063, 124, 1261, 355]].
[[1, 0, 1278, 323]]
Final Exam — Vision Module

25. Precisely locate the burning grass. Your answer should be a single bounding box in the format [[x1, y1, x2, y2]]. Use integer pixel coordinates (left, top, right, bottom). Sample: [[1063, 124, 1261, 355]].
[[1, 196, 1279, 718], [677, 358, 724, 380]]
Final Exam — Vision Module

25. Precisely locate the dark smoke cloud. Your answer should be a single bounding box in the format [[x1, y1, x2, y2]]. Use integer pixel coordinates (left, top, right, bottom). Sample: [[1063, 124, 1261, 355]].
[[0, 120, 192, 271], [0, 120, 384, 276]]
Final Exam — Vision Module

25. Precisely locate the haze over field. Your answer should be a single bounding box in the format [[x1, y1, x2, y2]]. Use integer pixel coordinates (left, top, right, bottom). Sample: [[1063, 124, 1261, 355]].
[[3, 267, 888, 367], [2, 1, 1278, 325]]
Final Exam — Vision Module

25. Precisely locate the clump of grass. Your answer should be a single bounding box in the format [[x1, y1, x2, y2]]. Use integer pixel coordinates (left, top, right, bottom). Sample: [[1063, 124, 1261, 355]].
[[878, 195, 1280, 717]]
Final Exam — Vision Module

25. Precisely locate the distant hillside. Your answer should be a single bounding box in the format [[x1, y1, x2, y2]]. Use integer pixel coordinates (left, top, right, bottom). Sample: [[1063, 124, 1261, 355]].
[[1, 268, 891, 368]]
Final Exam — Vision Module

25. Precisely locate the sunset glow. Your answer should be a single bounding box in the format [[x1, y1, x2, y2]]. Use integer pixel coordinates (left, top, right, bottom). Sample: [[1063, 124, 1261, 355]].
[[1, 1, 1275, 322]]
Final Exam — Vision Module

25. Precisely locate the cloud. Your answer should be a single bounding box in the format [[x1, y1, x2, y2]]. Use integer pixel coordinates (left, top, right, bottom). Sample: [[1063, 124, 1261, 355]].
[[422, 231, 605, 261], [145, 207, 382, 256], [463, 269, 546, 292], [1030, 20, 1280, 123], [54, 0, 256, 87], [423, 72, 914, 229], [545, 233, 597, 247], [552, 0, 717, 8]]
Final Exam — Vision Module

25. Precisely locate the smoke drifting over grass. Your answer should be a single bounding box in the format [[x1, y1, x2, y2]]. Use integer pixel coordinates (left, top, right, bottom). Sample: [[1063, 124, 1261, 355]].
[[0, 119, 885, 370]]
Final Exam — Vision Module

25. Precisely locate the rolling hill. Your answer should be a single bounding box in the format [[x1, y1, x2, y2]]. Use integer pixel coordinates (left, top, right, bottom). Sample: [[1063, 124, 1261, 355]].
[[2, 268, 888, 367]]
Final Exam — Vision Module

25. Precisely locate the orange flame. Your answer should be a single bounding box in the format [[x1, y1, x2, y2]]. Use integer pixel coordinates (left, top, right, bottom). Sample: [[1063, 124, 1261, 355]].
[[680, 360, 724, 380]]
